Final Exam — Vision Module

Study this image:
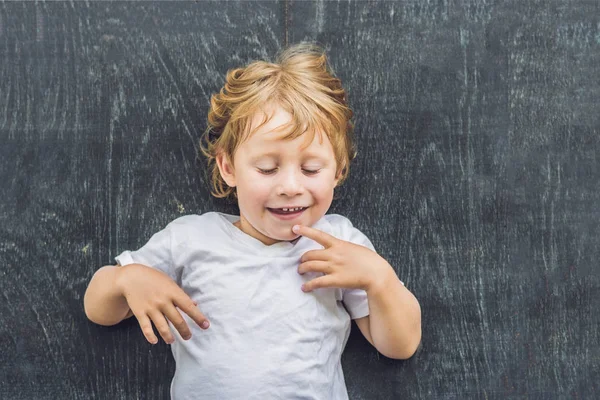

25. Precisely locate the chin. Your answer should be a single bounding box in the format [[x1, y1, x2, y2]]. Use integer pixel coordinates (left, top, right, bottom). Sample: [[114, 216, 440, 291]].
[[266, 230, 298, 242], [276, 233, 298, 242], [285, 234, 302, 242]]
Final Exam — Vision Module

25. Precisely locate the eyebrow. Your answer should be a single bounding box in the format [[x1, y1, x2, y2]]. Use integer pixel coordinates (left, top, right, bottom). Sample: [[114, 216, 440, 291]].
[[249, 152, 330, 163]]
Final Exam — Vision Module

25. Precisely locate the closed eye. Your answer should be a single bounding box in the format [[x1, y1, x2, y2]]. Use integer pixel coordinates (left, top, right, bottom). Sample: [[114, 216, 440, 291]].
[[257, 167, 321, 175], [302, 169, 321, 175], [257, 168, 277, 175]]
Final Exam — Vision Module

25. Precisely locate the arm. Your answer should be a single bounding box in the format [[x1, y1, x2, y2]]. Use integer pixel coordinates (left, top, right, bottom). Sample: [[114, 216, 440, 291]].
[[293, 224, 422, 360], [84, 263, 210, 344], [354, 264, 421, 360], [83, 265, 133, 326]]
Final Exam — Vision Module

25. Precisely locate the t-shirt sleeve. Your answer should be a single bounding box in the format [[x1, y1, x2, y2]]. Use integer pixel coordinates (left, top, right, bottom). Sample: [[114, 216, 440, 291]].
[[114, 223, 175, 281], [331, 215, 404, 320]]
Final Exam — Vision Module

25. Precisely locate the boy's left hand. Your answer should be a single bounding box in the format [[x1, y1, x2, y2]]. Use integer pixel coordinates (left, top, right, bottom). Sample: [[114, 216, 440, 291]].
[[293, 225, 391, 293]]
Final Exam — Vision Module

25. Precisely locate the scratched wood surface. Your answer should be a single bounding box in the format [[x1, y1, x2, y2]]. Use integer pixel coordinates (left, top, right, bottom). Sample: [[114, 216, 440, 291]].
[[0, 1, 598, 399]]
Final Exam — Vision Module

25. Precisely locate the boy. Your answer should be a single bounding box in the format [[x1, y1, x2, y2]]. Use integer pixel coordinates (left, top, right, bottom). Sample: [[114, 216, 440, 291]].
[[84, 43, 421, 399]]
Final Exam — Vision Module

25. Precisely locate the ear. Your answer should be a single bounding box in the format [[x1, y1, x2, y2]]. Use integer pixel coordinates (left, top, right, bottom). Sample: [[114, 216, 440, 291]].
[[334, 162, 346, 187], [216, 152, 236, 188]]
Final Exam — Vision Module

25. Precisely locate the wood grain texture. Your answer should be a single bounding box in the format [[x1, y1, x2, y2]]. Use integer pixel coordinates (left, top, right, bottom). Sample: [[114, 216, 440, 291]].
[[0, 1, 598, 399]]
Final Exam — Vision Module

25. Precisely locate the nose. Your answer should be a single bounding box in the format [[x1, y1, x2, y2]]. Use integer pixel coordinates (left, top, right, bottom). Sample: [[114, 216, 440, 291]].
[[276, 168, 304, 197]]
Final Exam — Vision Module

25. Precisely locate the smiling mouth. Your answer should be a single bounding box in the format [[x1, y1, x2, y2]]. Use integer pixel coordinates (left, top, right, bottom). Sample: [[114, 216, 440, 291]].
[[267, 206, 308, 215]]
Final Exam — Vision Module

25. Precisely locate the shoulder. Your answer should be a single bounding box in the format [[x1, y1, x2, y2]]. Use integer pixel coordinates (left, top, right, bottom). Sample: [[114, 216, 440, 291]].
[[167, 212, 220, 227], [321, 214, 375, 251], [165, 212, 230, 241], [320, 214, 356, 238]]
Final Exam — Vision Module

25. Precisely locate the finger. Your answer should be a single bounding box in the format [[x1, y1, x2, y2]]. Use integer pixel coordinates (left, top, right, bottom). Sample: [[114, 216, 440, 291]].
[[162, 305, 192, 340], [148, 311, 175, 344], [302, 275, 336, 292], [298, 260, 331, 275], [300, 249, 329, 263], [292, 225, 336, 248], [135, 313, 159, 345], [174, 296, 210, 330]]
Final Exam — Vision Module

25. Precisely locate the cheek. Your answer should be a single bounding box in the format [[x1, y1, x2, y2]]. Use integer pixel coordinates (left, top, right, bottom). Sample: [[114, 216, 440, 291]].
[[306, 177, 336, 200], [237, 179, 271, 204]]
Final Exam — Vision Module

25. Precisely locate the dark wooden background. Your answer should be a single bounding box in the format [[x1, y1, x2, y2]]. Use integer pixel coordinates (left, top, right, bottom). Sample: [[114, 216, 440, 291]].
[[1, 1, 598, 399]]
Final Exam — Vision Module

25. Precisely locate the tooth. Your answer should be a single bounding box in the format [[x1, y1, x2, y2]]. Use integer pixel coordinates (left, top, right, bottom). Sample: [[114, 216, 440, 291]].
[[283, 208, 289, 211]]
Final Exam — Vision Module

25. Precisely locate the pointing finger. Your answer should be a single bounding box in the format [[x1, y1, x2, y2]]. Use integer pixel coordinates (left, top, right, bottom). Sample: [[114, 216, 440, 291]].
[[292, 225, 336, 248]]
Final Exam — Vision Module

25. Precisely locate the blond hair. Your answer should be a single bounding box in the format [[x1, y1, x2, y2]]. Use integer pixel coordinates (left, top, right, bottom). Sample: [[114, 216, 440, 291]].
[[200, 43, 356, 198]]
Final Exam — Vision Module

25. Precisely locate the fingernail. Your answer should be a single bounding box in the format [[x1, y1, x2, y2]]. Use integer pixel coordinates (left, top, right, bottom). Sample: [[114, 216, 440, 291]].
[[201, 320, 210, 329], [301, 284, 306, 292], [292, 225, 300, 233]]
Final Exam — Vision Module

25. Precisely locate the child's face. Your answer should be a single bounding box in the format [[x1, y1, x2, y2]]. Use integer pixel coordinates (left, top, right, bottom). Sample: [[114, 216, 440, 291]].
[[217, 105, 340, 245]]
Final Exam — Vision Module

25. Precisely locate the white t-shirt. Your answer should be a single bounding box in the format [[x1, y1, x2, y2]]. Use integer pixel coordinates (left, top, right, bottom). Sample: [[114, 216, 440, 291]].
[[115, 212, 375, 400]]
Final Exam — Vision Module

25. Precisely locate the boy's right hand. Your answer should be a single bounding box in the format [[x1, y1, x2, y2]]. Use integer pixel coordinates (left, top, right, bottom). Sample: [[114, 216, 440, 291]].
[[115, 263, 210, 345]]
